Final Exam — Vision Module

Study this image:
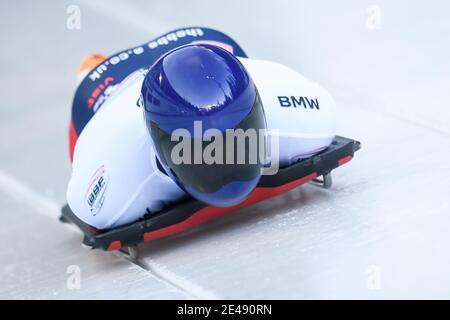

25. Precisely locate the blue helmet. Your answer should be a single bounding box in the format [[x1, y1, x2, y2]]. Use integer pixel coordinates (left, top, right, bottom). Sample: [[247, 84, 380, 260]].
[[141, 44, 266, 207]]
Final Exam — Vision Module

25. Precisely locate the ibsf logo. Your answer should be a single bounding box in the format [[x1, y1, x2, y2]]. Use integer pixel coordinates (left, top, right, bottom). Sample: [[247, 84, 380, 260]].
[[85, 166, 108, 216], [278, 96, 320, 110]]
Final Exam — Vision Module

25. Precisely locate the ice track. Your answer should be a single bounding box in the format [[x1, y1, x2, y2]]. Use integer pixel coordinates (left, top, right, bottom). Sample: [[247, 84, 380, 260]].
[[1, 0, 449, 299]]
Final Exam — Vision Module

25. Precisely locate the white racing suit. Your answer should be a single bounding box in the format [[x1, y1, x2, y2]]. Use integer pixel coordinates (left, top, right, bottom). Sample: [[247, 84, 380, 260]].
[[67, 27, 336, 229]]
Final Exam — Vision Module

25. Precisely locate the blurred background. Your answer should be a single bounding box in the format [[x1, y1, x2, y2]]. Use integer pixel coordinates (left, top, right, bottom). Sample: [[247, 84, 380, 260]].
[[0, 0, 449, 299]]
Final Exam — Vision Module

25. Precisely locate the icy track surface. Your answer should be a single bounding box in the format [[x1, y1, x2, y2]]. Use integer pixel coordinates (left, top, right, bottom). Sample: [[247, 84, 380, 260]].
[[0, 0, 449, 299]]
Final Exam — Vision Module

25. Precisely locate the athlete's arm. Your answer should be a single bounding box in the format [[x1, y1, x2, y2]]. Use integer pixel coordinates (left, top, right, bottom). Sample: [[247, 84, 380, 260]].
[[239, 57, 336, 167], [67, 72, 186, 229]]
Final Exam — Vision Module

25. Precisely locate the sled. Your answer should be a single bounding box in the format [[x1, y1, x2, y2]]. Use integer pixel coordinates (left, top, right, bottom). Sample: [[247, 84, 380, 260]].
[[60, 136, 360, 259]]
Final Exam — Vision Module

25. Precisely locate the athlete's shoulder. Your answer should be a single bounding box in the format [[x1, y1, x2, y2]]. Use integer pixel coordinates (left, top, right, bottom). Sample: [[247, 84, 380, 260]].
[[68, 72, 147, 227], [238, 57, 336, 165]]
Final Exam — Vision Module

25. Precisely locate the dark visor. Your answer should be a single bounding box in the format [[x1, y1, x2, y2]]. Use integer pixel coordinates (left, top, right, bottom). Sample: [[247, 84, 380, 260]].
[[150, 93, 267, 194]]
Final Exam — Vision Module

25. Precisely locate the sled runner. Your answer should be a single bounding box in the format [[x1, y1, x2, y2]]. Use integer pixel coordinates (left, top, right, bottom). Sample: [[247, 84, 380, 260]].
[[60, 136, 360, 258]]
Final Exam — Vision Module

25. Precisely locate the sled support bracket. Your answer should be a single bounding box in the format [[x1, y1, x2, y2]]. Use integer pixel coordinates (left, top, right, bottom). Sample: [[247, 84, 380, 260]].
[[312, 172, 333, 189], [117, 245, 140, 261]]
